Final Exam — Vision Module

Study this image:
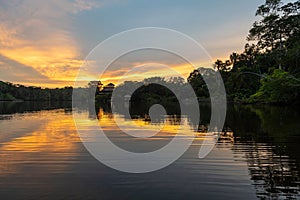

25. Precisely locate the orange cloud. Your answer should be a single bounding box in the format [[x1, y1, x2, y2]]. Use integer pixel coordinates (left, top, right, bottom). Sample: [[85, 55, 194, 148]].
[[0, 0, 102, 88], [76, 48, 214, 87], [98, 62, 209, 86]]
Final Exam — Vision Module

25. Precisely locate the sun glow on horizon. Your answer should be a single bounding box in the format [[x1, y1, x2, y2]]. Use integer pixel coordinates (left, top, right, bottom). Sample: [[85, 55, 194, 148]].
[[79, 60, 215, 87]]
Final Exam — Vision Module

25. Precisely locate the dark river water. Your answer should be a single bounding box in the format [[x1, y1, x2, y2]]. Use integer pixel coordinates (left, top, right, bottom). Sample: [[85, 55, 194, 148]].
[[0, 101, 299, 199]]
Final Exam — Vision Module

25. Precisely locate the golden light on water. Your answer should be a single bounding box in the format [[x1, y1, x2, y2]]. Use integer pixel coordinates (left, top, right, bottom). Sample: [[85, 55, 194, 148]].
[[0, 110, 80, 175], [0, 107, 209, 175]]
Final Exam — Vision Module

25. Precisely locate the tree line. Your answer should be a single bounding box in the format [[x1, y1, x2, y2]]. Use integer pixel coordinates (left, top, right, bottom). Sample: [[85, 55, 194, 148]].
[[188, 0, 300, 104], [0, 81, 73, 101]]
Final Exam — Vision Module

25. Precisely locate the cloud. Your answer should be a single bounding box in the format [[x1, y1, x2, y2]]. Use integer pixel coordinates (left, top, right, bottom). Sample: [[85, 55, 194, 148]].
[[0, 54, 56, 86], [0, 0, 256, 88], [73, 0, 101, 13], [74, 48, 209, 86], [0, 0, 101, 87]]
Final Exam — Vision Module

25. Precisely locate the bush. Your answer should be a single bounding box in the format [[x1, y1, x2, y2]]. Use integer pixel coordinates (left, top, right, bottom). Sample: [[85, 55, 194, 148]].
[[250, 69, 300, 104]]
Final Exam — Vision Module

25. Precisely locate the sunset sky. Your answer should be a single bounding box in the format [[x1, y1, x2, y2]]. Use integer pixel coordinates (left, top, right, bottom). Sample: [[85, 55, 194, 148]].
[[0, 0, 265, 88]]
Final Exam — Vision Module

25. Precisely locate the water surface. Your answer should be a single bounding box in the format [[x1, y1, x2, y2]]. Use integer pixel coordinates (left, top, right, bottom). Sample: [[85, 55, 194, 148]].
[[0, 102, 299, 199]]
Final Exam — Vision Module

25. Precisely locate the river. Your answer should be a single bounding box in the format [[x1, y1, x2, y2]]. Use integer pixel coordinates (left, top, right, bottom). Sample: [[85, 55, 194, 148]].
[[0, 101, 299, 199]]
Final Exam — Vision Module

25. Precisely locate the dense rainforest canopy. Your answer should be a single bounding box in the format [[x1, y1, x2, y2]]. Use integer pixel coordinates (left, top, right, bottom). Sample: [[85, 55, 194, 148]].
[[188, 0, 300, 104]]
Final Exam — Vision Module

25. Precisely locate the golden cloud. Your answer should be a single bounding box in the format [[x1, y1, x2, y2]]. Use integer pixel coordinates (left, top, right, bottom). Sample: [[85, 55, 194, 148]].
[[0, 0, 102, 87]]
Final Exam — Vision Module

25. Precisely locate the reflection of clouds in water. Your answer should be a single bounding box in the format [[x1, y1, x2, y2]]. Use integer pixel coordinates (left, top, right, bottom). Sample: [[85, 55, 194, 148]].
[[0, 110, 80, 175], [0, 104, 299, 198], [95, 106, 209, 147]]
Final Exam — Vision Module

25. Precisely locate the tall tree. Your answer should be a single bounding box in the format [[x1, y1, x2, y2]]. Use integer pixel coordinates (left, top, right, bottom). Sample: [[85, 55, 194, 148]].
[[248, 0, 300, 70]]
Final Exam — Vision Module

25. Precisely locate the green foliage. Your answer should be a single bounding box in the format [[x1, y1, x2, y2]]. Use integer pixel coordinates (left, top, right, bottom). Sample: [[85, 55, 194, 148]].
[[248, 0, 300, 70], [95, 94, 111, 103], [187, 65, 261, 101], [0, 92, 16, 101], [187, 69, 209, 98], [0, 81, 73, 101], [208, 0, 300, 104], [113, 77, 187, 104], [225, 66, 261, 101], [250, 69, 300, 104], [131, 83, 178, 104]]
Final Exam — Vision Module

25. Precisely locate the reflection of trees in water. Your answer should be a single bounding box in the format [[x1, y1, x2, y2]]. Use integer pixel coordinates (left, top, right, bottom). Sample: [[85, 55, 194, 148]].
[[95, 102, 112, 120], [228, 105, 300, 199], [94, 102, 300, 198], [112, 101, 211, 130], [238, 143, 299, 199], [0, 101, 72, 115], [96, 102, 183, 126]]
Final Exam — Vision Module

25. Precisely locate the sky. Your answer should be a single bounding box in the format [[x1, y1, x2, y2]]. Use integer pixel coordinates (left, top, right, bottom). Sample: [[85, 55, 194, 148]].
[[0, 0, 266, 88]]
